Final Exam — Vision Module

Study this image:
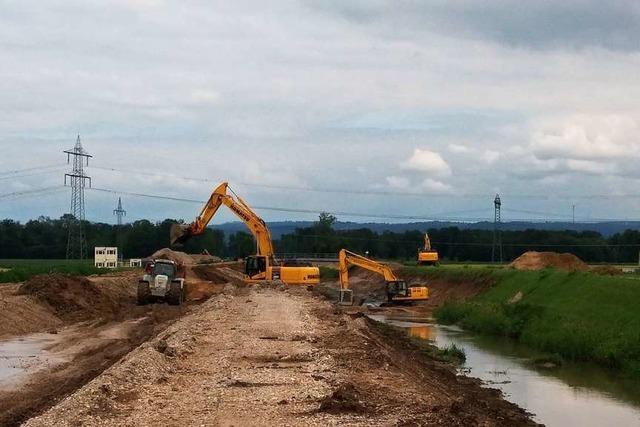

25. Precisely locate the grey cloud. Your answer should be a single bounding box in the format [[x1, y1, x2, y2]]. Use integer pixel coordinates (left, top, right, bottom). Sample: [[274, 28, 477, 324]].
[[310, 0, 640, 51]]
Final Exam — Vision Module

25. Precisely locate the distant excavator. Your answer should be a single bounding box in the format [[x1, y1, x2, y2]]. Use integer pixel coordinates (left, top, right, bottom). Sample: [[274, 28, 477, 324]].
[[338, 249, 428, 305], [418, 232, 439, 266], [170, 182, 320, 286]]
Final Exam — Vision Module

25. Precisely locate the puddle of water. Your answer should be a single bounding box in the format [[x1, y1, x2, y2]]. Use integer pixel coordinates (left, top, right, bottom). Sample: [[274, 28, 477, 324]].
[[0, 334, 66, 389], [369, 313, 640, 427]]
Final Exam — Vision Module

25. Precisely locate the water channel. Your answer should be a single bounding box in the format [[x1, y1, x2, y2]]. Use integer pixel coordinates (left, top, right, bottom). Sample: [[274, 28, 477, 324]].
[[368, 313, 640, 426]]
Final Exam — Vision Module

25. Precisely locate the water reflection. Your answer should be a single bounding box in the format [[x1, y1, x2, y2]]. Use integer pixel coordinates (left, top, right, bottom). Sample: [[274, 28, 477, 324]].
[[368, 314, 640, 427]]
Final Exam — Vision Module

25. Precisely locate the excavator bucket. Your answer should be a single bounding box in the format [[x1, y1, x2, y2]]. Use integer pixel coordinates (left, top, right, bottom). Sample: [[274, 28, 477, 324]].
[[338, 289, 353, 306], [170, 224, 192, 246]]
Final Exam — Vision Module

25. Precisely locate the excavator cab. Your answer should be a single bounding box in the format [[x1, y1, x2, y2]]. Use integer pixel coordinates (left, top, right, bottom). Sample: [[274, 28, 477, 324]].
[[245, 255, 268, 278], [386, 280, 409, 300]]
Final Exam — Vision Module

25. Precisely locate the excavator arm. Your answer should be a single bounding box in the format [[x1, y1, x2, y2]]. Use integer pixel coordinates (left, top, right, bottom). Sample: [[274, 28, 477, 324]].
[[424, 232, 431, 251], [170, 182, 274, 256]]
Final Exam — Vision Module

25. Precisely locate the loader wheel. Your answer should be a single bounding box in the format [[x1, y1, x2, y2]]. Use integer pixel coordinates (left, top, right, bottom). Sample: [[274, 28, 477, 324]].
[[137, 281, 151, 305], [167, 281, 183, 306]]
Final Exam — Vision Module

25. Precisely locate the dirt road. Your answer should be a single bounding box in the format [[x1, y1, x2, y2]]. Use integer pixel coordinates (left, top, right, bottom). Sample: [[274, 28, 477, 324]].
[[24, 285, 536, 426]]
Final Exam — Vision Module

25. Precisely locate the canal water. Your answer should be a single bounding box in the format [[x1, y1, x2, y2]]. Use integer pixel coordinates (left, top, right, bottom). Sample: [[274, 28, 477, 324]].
[[368, 313, 640, 426]]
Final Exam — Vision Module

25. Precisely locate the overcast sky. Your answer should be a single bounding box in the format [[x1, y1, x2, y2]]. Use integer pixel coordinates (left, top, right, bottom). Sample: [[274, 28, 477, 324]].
[[2, 0, 640, 225]]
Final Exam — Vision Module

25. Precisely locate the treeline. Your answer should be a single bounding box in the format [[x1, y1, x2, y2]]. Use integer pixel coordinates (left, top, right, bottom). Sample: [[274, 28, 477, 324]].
[[2, 214, 640, 263]]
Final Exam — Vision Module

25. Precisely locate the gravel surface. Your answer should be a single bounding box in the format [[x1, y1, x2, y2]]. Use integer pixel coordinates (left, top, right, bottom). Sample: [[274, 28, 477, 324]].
[[22, 281, 536, 426]]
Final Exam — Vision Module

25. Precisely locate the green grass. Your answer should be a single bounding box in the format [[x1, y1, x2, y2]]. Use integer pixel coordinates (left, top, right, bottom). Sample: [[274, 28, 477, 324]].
[[0, 259, 127, 283], [434, 268, 640, 376]]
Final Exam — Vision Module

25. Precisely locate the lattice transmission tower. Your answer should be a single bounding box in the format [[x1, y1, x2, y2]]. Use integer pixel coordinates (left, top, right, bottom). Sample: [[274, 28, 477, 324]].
[[113, 197, 126, 225], [491, 194, 502, 263], [64, 135, 92, 259]]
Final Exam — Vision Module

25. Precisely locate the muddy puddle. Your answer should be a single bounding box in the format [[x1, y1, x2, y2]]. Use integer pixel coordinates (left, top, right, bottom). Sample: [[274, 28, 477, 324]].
[[0, 334, 67, 389], [369, 313, 640, 426]]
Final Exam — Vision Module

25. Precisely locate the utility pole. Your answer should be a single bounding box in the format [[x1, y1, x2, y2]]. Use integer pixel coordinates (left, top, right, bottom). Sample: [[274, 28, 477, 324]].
[[572, 204, 576, 224], [64, 135, 92, 259], [113, 197, 126, 225], [492, 194, 502, 263]]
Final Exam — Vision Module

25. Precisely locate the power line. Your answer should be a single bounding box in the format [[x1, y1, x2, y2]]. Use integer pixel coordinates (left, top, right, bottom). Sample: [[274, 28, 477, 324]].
[[90, 163, 640, 201], [279, 233, 640, 248], [0, 186, 66, 199], [0, 163, 65, 176], [86, 186, 640, 223], [0, 167, 67, 182]]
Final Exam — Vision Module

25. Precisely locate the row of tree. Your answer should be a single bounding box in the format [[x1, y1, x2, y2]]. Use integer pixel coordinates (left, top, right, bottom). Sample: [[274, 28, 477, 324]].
[[2, 213, 640, 263]]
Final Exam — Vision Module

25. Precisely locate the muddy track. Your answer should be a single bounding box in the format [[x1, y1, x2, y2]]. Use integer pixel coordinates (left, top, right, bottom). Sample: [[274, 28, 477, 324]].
[[0, 265, 231, 426]]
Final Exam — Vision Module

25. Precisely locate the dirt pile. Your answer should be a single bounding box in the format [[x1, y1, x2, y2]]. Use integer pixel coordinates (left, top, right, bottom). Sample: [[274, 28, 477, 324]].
[[318, 383, 367, 414], [191, 265, 232, 283], [590, 265, 624, 275], [510, 251, 589, 272], [150, 248, 221, 266], [150, 248, 194, 265], [17, 274, 125, 321], [189, 253, 222, 264]]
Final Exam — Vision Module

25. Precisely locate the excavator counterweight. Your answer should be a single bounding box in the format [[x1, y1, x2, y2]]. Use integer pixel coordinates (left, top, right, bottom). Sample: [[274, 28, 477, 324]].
[[418, 232, 439, 266]]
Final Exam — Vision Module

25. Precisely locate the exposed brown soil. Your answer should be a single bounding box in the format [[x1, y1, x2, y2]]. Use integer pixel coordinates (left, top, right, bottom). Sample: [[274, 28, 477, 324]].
[[590, 265, 624, 275], [510, 251, 589, 271], [17, 274, 128, 321], [0, 266, 235, 426], [23, 287, 536, 427]]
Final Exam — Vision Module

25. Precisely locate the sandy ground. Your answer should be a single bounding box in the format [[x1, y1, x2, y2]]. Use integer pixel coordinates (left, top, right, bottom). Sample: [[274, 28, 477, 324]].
[[23, 284, 535, 426]]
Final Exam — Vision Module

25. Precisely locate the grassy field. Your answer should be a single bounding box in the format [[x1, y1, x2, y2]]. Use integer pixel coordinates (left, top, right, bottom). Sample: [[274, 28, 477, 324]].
[[431, 267, 640, 377], [0, 259, 127, 283]]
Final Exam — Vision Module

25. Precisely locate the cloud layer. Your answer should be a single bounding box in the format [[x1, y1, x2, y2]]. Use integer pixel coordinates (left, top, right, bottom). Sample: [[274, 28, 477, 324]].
[[1, 1, 639, 223]]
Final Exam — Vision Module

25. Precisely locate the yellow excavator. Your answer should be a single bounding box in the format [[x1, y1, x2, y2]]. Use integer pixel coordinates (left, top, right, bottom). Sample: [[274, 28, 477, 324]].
[[170, 182, 320, 286], [417, 232, 439, 266], [338, 249, 428, 305]]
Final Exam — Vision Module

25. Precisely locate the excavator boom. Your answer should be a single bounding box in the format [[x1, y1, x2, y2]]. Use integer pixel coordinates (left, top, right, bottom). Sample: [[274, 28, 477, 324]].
[[170, 181, 318, 286], [170, 182, 273, 256]]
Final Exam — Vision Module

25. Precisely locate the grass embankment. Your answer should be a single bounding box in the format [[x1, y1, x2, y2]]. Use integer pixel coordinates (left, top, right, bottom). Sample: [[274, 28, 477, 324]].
[[0, 259, 127, 283], [432, 268, 640, 376]]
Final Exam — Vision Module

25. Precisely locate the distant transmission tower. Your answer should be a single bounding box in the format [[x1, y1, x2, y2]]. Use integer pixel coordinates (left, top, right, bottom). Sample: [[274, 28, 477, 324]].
[[492, 194, 502, 263], [64, 135, 92, 259], [113, 197, 126, 225]]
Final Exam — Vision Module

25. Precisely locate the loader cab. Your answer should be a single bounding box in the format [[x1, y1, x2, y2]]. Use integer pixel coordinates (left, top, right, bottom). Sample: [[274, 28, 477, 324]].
[[152, 260, 177, 280], [386, 280, 409, 300], [245, 255, 268, 278]]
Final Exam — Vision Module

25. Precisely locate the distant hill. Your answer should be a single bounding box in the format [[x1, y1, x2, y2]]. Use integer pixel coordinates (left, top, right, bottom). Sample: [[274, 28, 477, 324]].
[[211, 220, 640, 238]]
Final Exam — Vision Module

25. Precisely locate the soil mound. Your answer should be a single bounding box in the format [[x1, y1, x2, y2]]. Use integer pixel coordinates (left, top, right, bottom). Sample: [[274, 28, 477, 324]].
[[150, 248, 221, 265], [318, 383, 366, 414], [17, 274, 122, 320], [150, 248, 193, 265], [189, 254, 222, 264], [590, 265, 623, 276], [510, 251, 588, 272], [191, 265, 231, 284]]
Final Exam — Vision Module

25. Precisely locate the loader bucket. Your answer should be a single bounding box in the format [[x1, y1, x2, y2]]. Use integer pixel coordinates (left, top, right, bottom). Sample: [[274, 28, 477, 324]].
[[170, 223, 192, 246]]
